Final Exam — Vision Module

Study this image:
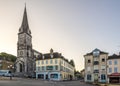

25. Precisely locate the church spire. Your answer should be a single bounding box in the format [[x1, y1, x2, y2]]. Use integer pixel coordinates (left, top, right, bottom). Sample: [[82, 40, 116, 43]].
[[19, 4, 31, 34]]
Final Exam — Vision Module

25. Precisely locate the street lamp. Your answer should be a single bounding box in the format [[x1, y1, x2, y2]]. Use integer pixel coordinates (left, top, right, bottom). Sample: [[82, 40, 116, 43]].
[[7, 64, 14, 72]]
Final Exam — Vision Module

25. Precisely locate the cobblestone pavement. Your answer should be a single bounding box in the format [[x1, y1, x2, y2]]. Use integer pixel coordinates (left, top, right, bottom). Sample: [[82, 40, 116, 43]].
[[0, 78, 95, 86]]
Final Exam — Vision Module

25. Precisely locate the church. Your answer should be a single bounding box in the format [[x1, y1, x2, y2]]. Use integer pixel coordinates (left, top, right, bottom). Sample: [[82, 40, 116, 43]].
[[15, 6, 41, 77], [15, 6, 75, 79]]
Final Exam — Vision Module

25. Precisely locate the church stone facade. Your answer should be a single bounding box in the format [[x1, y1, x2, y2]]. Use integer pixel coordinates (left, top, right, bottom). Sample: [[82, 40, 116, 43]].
[[15, 6, 40, 76]]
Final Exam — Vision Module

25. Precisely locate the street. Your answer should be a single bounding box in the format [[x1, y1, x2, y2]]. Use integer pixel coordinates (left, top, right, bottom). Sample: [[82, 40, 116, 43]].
[[0, 78, 95, 86]]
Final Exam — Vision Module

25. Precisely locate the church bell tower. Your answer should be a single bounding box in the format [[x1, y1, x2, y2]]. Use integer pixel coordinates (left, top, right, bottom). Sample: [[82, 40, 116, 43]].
[[16, 6, 34, 75]]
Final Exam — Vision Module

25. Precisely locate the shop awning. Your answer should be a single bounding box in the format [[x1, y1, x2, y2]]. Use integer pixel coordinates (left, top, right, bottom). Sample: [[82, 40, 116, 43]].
[[108, 73, 120, 77]]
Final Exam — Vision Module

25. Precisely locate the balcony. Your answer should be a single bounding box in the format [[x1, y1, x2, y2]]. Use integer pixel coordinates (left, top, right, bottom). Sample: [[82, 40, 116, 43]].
[[94, 61, 99, 65]]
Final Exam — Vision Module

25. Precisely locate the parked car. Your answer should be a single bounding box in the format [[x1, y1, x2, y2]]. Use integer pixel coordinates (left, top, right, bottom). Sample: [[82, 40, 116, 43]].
[[0, 70, 12, 77]]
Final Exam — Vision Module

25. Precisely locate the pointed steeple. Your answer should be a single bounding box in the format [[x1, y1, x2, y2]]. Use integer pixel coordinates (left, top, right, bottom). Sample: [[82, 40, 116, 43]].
[[19, 4, 31, 34]]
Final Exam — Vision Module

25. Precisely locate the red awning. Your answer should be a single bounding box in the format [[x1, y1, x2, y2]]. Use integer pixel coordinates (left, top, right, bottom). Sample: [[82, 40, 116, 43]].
[[108, 73, 120, 77]]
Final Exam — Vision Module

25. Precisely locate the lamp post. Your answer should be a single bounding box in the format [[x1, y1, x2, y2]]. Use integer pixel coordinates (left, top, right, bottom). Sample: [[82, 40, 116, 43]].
[[7, 64, 14, 80], [8, 65, 14, 72]]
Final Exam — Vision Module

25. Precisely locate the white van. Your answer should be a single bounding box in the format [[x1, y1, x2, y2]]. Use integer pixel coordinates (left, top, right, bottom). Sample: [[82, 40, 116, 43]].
[[0, 70, 12, 77]]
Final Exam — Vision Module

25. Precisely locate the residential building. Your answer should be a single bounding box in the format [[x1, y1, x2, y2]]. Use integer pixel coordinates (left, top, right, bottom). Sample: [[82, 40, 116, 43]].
[[36, 49, 75, 81], [107, 54, 120, 83], [84, 48, 108, 83]]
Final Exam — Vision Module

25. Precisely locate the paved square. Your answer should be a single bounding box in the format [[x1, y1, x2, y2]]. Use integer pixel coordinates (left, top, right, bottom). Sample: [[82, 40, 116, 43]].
[[0, 78, 94, 86]]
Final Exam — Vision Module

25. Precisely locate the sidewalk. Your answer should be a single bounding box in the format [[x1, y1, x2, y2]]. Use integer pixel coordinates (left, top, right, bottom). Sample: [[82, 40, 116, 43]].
[[0, 76, 21, 80], [108, 84, 120, 86]]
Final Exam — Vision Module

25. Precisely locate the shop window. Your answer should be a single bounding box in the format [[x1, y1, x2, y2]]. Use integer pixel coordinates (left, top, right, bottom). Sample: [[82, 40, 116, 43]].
[[50, 74, 58, 78], [38, 74, 44, 79]]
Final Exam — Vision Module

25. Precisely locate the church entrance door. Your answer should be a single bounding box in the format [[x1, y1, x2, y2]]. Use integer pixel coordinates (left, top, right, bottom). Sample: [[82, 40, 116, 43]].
[[19, 63, 22, 72]]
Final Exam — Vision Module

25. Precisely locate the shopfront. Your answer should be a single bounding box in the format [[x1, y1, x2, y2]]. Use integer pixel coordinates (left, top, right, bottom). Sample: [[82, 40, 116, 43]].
[[36, 72, 61, 81], [108, 73, 120, 83]]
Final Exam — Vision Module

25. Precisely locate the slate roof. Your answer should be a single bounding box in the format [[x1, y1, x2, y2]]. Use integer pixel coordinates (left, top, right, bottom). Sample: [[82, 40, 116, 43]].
[[36, 52, 69, 63], [84, 48, 108, 56], [19, 6, 31, 35], [108, 54, 120, 60]]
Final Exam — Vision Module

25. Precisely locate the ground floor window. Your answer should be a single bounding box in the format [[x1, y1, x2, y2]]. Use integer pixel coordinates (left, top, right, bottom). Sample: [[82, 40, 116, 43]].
[[101, 74, 106, 80], [87, 74, 91, 80], [38, 74, 44, 79], [50, 74, 58, 79]]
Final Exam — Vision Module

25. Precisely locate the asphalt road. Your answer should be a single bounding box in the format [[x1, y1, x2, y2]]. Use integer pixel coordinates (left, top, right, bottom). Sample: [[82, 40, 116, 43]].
[[0, 78, 95, 86]]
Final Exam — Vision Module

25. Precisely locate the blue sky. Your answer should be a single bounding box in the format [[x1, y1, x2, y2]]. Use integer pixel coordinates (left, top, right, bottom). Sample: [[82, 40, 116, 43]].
[[0, 0, 120, 71]]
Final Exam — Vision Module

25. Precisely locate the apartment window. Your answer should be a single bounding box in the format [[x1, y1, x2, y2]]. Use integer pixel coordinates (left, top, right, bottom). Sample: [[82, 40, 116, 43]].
[[102, 58, 105, 62], [55, 59, 57, 64], [50, 59, 53, 64], [60, 66, 63, 71], [42, 60, 44, 64], [114, 60, 117, 65], [88, 60, 91, 63], [55, 65, 58, 70], [38, 61, 40, 65], [101, 74, 106, 80], [109, 61, 112, 65], [109, 68, 112, 73], [36, 67, 38, 71], [38, 67, 40, 71], [114, 67, 118, 73], [46, 60, 48, 64], [87, 74, 91, 80], [101, 65, 106, 70], [42, 66, 44, 71]]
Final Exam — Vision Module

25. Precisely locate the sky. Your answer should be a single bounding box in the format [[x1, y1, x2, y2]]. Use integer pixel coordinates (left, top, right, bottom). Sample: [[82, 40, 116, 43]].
[[0, 0, 120, 71]]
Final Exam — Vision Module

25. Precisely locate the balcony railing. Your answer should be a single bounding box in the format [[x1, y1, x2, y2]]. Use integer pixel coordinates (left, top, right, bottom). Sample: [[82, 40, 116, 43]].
[[94, 70, 99, 73]]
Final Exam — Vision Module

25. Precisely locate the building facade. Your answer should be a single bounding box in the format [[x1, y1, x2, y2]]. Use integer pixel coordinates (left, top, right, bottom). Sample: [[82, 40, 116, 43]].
[[84, 48, 108, 83], [36, 49, 75, 81], [107, 54, 120, 83]]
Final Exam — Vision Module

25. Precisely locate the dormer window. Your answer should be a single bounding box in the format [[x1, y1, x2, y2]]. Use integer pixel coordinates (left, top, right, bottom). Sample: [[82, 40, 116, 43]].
[[42, 55, 45, 59], [50, 54, 53, 58], [93, 50, 100, 57]]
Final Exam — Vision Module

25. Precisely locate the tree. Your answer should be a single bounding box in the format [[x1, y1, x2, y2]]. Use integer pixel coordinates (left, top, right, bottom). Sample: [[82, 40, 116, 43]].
[[0, 52, 16, 62], [69, 59, 75, 67]]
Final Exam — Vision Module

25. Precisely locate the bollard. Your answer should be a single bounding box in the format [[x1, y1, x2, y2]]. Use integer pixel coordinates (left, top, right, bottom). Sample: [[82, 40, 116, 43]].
[[10, 76, 12, 80]]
